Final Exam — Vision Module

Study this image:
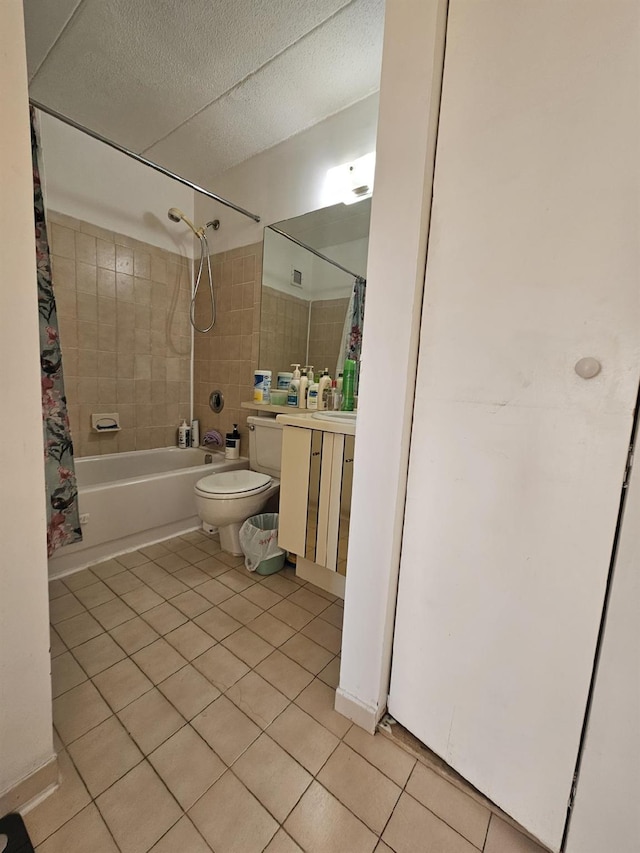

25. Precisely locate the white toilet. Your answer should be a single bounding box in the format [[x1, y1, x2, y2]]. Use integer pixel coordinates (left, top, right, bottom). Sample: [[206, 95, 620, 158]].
[[194, 415, 282, 556]]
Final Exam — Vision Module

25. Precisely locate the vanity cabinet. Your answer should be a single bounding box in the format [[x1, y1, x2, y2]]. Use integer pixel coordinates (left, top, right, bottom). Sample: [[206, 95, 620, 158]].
[[278, 423, 355, 586]]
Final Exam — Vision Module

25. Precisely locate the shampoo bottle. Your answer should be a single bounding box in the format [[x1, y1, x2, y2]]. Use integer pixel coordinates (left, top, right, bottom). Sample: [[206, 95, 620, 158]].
[[178, 419, 190, 448], [318, 369, 332, 411], [287, 364, 301, 407], [225, 424, 240, 459], [190, 419, 200, 448], [340, 359, 356, 412], [298, 369, 309, 409]]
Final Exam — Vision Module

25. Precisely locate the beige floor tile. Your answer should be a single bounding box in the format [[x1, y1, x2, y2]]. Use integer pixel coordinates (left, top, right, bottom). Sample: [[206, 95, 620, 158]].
[[63, 568, 98, 591], [148, 574, 189, 599], [97, 760, 182, 853], [24, 750, 90, 846], [121, 584, 165, 614], [241, 583, 282, 611], [68, 716, 143, 797], [192, 695, 261, 765], [55, 611, 103, 648], [280, 633, 334, 674], [249, 612, 296, 647], [264, 829, 304, 852], [318, 602, 344, 629], [318, 743, 402, 835], [197, 577, 236, 605], [49, 593, 85, 624], [260, 574, 300, 598], [159, 664, 220, 719], [132, 638, 187, 683], [171, 589, 212, 618], [255, 650, 315, 700], [93, 659, 153, 711], [218, 593, 263, 624], [71, 633, 126, 676], [196, 538, 222, 557], [194, 555, 229, 577], [221, 626, 275, 667], [484, 815, 547, 853], [149, 725, 225, 809], [304, 582, 336, 602], [48, 579, 68, 600], [114, 550, 149, 569], [51, 651, 87, 698], [154, 552, 190, 572], [133, 563, 170, 585], [74, 581, 116, 609], [287, 587, 332, 616], [173, 565, 209, 588], [53, 681, 112, 744], [118, 687, 185, 754], [164, 536, 191, 553], [49, 626, 66, 658], [104, 571, 144, 595], [193, 644, 249, 691], [218, 568, 255, 592], [269, 599, 315, 630], [294, 679, 350, 737], [343, 727, 416, 787], [195, 605, 242, 640], [215, 551, 246, 568], [234, 734, 312, 822], [406, 762, 490, 848], [267, 704, 339, 774], [138, 542, 170, 560], [165, 621, 215, 660], [91, 559, 126, 580], [189, 771, 278, 853], [109, 615, 159, 653], [382, 792, 478, 853], [284, 781, 377, 853], [148, 816, 212, 852], [227, 671, 289, 729], [374, 843, 394, 853], [180, 530, 209, 545], [301, 616, 342, 654], [92, 598, 136, 630], [317, 656, 341, 689], [281, 567, 306, 586], [142, 601, 188, 634], [176, 544, 210, 564], [36, 803, 119, 853]]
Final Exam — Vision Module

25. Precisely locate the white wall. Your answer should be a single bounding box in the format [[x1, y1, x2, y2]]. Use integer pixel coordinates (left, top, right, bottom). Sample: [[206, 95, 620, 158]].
[[336, 0, 448, 729], [312, 236, 368, 300], [0, 0, 55, 802], [37, 111, 196, 257], [195, 93, 379, 251]]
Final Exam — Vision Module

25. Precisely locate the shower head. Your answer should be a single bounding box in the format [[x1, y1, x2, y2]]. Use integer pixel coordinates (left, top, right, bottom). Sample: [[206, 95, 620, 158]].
[[167, 207, 204, 237]]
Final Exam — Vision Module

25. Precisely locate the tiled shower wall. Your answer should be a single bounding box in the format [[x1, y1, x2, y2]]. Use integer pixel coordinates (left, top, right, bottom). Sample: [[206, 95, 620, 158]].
[[307, 297, 350, 376], [193, 242, 261, 451], [49, 211, 192, 456], [259, 286, 310, 381]]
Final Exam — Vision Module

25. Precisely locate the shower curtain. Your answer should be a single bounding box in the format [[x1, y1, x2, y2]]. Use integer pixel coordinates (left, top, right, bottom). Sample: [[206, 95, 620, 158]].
[[31, 108, 82, 555], [336, 275, 366, 382]]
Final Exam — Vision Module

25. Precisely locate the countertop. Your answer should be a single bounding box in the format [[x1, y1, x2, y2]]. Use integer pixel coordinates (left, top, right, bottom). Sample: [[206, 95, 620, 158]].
[[276, 412, 356, 436]]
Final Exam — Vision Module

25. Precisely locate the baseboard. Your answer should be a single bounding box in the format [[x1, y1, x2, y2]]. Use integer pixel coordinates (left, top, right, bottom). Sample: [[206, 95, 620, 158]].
[[296, 557, 346, 599], [0, 756, 58, 819], [335, 687, 382, 734]]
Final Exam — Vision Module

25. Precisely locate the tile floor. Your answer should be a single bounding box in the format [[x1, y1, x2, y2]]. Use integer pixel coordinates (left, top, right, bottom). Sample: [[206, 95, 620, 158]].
[[31, 530, 547, 853]]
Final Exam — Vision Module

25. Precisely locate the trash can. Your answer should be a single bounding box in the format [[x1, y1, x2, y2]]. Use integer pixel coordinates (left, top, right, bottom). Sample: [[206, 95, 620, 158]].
[[239, 512, 286, 575]]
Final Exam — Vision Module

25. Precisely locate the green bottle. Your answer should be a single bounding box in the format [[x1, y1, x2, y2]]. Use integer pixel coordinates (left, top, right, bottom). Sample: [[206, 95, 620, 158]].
[[341, 359, 356, 411]]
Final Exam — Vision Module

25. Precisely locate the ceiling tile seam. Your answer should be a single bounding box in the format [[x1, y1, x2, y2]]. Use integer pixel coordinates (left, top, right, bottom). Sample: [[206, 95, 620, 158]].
[[139, 0, 361, 155], [207, 88, 381, 181], [28, 0, 87, 84]]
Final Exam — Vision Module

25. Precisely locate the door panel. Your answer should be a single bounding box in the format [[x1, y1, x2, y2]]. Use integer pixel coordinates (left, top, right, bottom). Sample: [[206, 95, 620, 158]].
[[388, 2, 640, 850]]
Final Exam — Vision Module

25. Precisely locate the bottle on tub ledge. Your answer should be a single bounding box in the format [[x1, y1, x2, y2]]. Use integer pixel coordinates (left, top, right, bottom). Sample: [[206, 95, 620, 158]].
[[225, 424, 241, 459], [190, 419, 200, 448], [178, 419, 190, 448]]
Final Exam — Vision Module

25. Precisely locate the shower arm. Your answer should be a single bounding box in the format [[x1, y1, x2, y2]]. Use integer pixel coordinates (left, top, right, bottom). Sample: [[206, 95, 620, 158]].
[[30, 99, 261, 224]]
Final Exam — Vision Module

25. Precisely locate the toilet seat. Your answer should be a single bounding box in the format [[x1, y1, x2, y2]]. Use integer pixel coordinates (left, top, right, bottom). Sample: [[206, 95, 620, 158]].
[[195, 470, 272, 499]]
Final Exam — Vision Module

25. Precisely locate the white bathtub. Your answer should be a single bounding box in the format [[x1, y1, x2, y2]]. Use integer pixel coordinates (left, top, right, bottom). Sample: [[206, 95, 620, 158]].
[[48, 447, 249, 579]]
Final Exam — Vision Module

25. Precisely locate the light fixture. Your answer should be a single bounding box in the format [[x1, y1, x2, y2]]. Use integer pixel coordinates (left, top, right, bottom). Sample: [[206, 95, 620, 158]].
[[323, 152, 376, 207]]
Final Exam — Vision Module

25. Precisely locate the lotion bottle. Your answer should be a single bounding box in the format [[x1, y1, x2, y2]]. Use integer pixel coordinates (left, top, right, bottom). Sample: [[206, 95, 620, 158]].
[[307, 382, 319, 410], [298, 369, 309, 409], [178, 419, 190, 448], [287, 363, 301, 407], [305, 365, 315, 384], [318, 369, 332, 411]]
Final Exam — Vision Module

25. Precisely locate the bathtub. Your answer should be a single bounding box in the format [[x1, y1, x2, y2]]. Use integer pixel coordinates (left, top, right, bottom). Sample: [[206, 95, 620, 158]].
[[48, 447, 248, 579]]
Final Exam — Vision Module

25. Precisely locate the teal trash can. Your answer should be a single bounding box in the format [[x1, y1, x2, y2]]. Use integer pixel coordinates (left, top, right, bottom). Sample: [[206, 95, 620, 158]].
[[239, 512, 286, 575]]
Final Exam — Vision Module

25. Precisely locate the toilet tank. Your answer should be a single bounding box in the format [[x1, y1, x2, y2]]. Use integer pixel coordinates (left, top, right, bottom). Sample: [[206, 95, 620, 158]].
[[247, 416, 283, 478]]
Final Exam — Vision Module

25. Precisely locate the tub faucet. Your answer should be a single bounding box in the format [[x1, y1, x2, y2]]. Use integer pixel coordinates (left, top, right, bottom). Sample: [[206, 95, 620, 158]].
[[204, 454, 213, 464]]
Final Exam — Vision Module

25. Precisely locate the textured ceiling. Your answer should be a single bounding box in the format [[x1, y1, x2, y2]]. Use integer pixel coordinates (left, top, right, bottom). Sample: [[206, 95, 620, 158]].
[[24, 0, 384, 185]]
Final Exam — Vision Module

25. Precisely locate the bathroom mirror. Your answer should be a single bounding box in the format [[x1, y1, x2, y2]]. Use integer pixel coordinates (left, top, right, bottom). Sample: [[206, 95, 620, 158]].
[[259, 199, 370, 383]]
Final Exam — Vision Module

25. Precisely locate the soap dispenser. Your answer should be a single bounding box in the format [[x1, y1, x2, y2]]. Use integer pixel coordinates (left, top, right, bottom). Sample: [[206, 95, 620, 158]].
[[305, 365, 315, 384], [298, 369, 309, 409], [288, 364, 301, 407]]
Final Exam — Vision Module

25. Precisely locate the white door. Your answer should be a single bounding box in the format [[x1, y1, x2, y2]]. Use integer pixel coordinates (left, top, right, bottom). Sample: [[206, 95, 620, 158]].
[[388, 2, 640, 851]]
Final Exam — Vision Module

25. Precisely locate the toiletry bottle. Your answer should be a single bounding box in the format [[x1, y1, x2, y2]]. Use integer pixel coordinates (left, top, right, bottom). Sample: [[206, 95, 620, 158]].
[[336, 372, 343, 393], [307, 382, 319, 410], [330, 379, 340, 412], [191, 419, 200, 448], [178, 419, 190, 448], [288, 364, 301, 407], [341, 359, 356, 411], [298, 369, 309, 409], [225, 424, 240, 459], [318, 369, 332, 411], [305, 366, 315, 384]]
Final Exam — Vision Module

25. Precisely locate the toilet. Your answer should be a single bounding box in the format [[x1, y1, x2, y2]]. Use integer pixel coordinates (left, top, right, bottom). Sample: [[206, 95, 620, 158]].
[[194, 415, 282, 556]]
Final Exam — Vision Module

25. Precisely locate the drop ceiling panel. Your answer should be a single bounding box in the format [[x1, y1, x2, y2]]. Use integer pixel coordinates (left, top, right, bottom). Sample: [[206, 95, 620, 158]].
[[145, 0, 384, 182], [28, 0, 354, 152], [23, 0, 83, 77]]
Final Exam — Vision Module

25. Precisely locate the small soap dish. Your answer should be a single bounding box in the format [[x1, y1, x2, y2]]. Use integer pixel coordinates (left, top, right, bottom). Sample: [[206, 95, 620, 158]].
[[91, 412, 120, 432]]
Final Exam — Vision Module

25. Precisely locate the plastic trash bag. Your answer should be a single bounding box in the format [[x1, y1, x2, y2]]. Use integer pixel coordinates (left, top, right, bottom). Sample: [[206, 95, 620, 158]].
[[239, 513, 284, 572]]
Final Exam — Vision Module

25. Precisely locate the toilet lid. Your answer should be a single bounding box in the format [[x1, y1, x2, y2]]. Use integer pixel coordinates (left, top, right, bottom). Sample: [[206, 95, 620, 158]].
[[196, 470, 272, 496]]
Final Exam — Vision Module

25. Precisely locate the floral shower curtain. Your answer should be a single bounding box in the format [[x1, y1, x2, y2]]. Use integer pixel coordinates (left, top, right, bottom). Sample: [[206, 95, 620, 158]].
[[336, 275, 366, 384], [31, 108, 82, 555]]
